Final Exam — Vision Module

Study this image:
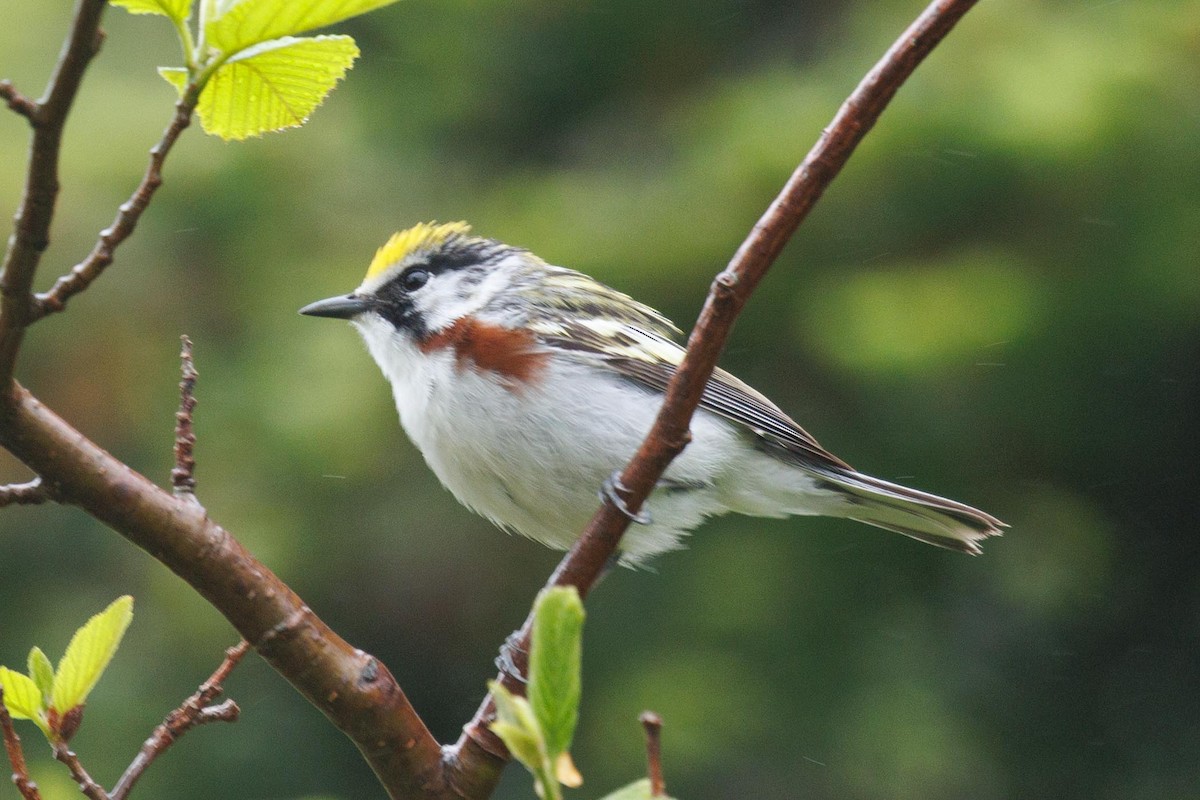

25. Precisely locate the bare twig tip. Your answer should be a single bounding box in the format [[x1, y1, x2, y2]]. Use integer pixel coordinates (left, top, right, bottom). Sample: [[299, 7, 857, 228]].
[[640, 711, 666, 797], [171, 335, 199, 499], [0, 79, 39, 121]]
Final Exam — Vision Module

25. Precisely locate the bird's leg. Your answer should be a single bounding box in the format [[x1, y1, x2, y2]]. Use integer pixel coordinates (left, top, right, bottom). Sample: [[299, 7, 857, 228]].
[[600, 471, 652, 525]]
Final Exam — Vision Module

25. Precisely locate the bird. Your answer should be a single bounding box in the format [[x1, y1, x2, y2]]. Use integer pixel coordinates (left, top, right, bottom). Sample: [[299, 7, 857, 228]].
[[300, 221, 1004, 566]]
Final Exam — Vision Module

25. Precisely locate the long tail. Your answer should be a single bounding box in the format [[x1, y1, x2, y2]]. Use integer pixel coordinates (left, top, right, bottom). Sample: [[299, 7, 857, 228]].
[[815, 468, 1006, 554]]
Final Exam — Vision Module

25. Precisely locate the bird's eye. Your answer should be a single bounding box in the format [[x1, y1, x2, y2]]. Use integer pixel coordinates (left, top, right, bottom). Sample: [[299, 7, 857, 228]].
[[401, 269, 430, 292]]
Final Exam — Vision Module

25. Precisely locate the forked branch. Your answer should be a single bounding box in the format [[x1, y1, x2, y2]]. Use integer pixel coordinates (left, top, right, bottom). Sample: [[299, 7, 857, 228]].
[[447, 0, 982, 790], [111, 641, 249, 800]]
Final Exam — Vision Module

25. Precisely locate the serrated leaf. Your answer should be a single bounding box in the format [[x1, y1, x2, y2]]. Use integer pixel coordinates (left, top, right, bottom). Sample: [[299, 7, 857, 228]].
[[528, 586, 585, 758], [194, 35, 358, 140], [51, 596, 133, 714], [0, 668, 42, 721], [598, 778, 678, 800], [27, 647, 54, 704], [112, 0, 191, 21], [488, 680, 546, 772], [207, 0, 398, 55]]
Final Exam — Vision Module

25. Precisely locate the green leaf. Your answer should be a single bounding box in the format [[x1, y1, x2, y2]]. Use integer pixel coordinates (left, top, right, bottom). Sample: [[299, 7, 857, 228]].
[[192, 35, 359, 140], [528, 587, 585, 758], [51, 596, 134, 714], [206, 0, 399, 55], [112, 0, 191, 22], [597, 779, 664, 800], [159, 67, 188, 97], [488, 681, 546, 773], [27, 647, 54, 704], [0, 668, 43, 721]]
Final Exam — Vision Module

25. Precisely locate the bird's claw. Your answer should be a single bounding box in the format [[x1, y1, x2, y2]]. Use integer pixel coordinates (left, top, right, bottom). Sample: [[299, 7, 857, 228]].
[[600, 471, 652, 525], [494, 630, 529, 685]]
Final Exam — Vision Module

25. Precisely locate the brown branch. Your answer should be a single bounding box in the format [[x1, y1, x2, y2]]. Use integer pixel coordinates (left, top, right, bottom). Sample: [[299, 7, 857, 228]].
[[0, 80, 38, 121], [0, 476, 53, 507], [0, 687, 43, 800], [445, 0, 982, 791], [53, 743, 109, 800], [171, 336, 198, 500], [0, 0, 106, 387], [34, 91, 197, 320], [639, 712, 665, 797], [0, 384, 451, 800], [111, 641, 248, 800]]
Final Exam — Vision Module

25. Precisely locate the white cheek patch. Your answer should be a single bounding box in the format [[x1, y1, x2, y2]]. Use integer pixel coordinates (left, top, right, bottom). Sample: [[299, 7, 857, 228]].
[[416, 260, 514, 332]]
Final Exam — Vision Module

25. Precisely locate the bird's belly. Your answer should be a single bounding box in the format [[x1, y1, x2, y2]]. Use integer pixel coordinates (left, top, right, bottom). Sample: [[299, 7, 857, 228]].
[[402, 358, 724, 551]]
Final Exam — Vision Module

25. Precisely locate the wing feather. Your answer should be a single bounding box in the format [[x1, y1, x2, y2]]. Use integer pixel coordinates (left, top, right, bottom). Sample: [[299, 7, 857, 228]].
[[531, 319, 851, 473]]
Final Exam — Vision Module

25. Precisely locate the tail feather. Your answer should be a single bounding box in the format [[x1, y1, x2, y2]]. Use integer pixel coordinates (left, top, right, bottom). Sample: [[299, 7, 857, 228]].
[[816, 469, 1006, 554]]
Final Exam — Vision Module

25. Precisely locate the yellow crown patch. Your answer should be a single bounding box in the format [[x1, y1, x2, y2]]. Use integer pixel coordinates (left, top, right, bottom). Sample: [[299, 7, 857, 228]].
[[365, 221, 472, 281]]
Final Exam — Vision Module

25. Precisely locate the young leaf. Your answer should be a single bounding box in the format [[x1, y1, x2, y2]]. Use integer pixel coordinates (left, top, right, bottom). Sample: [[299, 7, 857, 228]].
[[51, 596, 134, 715], [111, 0, 191, 22], [0, 668, 43, 721], [555, 751, 583, 788], [187, 35, 359, 140], [206, 0, 399, 55], [27, 647, 54, 703], [528, 586, 585, 758], [488, 680, 547, 773], [596, 778, 677, 800]]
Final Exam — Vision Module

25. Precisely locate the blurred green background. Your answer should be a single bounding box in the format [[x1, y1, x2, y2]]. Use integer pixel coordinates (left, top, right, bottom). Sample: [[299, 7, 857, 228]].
[[2, 1, 1198, 798]]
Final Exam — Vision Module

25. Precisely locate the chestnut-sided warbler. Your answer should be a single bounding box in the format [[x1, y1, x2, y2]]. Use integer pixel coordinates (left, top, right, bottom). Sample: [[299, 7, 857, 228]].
[[301, 222, 1003, 565]]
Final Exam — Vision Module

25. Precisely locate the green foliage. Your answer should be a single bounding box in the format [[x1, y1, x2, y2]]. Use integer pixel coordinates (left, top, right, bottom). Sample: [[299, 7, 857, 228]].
[[115, 0, 399, 138], [489, 587, 586, 800], [111, 0, 191, 21], [204, 0, 397, 54], [0, 596, 133, 742], [160, 35, 359, 141], [528, 584, 584, 758], [596, 778, 677, 800]]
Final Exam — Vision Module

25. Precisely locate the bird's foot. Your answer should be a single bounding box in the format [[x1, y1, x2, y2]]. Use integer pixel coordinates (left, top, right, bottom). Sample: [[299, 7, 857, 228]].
[[494, 630, 529, 685], [600, 471, 652, 525]]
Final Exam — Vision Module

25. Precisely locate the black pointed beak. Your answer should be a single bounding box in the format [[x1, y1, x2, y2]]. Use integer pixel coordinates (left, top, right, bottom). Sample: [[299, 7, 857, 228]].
[[299, 294, 373, 319]]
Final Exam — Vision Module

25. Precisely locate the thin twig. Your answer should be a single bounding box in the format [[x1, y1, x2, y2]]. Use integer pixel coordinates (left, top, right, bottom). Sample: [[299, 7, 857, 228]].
[[171, 336, 199, 500], [0, 687, 43, 800], [111, 641, 249, 800], [447, 0, 982, 788], [33, 91, 198, 320], [639, 712, 665, 797], [0, 80, 39, 121], [53, 743, 109, 800], [0, 0, 107, 387], [0, 477, 53, 507]]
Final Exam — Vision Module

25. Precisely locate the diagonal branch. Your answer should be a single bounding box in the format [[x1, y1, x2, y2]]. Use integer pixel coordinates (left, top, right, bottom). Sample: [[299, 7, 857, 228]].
[[0, 384, 452, 800], [445, 0, 982, 791], [0, 0, 107, 387], [53, 743, 108, 800]]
